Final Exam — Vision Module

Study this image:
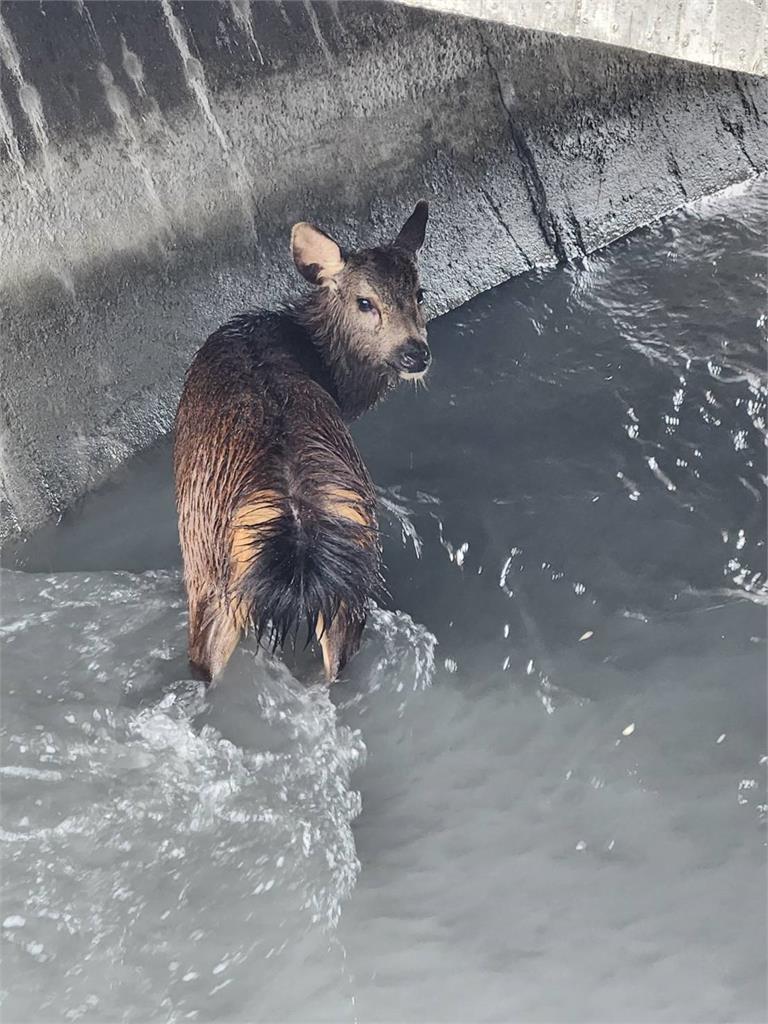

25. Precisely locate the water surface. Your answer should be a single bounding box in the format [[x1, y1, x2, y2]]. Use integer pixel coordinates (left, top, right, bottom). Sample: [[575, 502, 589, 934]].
[[2, 178, 767, 1022]]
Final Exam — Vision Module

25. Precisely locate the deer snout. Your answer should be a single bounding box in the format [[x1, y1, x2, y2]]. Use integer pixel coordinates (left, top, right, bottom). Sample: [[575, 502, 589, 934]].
[[395, 337, 431, 379]]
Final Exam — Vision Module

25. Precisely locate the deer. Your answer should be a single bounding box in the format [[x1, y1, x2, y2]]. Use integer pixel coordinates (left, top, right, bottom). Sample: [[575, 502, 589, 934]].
[[174, 202, 430, 684]]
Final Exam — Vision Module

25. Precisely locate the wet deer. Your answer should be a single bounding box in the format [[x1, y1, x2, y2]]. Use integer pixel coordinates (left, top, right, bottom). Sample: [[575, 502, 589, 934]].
[[174, 201, 430, 683]]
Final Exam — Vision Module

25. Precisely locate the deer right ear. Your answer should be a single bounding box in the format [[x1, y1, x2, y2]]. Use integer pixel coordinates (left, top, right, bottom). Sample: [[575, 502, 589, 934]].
[[394, 200, 429, 253], [291, 223, 346, 285]]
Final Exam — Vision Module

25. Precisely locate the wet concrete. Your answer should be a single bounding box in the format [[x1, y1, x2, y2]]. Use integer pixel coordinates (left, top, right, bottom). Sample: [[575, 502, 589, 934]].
[[1, 1, 766, 539]]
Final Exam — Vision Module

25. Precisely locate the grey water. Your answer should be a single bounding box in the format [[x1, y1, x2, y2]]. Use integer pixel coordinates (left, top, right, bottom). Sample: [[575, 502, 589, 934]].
[[2, 178, 767, 1023]]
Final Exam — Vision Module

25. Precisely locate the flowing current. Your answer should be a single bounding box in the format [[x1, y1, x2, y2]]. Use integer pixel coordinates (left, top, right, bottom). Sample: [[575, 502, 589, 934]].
[[2, 178, 766, 1022]]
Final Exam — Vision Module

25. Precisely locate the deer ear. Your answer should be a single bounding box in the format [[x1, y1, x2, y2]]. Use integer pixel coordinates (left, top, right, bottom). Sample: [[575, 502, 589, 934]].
[[394, 200, 429, 253], [291, 223, 346, 285]]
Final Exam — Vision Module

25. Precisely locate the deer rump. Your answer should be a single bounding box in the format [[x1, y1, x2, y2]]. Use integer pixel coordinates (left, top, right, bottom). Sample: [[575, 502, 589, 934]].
[[174, 338, 382, 682]]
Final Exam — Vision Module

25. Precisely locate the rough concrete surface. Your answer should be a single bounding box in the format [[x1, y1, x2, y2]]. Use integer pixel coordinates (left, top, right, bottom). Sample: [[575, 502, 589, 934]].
[[397, 0, 768, 76], [1, 0, 766, 539]]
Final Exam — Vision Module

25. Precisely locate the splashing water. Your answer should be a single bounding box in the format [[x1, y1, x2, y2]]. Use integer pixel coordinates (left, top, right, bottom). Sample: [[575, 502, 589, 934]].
[[1, 567, 436, 1021]]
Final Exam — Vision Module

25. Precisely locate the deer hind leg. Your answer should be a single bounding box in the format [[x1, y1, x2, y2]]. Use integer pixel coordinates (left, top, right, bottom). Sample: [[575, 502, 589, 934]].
[[191, 489, 281, 677], [316, 605, 366, 683], [314, 486, 375, 682], [187, 592, 242, 683], [184, 490, 278, 683], [186, 586, 214, 682]]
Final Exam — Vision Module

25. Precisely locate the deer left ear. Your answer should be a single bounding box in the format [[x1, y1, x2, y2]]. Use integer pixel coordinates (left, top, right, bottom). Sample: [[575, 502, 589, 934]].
[[394, 200, 429, 253], [291, 222, 346, 285]]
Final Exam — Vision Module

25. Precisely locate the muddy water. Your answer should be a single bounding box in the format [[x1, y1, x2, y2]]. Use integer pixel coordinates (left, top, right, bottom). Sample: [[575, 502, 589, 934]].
[[2, 178, 767, 1022]]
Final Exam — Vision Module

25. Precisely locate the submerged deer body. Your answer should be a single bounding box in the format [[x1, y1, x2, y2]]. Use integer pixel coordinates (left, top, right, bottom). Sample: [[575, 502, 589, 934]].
[[174, 202, 430, 682]]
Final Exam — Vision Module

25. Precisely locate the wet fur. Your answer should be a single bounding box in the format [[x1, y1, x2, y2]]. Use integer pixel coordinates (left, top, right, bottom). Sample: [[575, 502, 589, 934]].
[[289, 248, 422, 418], [174, 307, 386, 682], [175, 209, 427, 683]]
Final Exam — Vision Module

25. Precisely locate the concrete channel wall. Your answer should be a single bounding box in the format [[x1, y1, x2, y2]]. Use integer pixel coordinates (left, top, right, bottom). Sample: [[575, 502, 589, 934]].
[[1, 0, 766, 540]]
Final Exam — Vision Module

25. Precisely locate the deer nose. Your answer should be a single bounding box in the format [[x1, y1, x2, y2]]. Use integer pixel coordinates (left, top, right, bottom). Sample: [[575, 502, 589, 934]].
[[398, 338, 431, 375]]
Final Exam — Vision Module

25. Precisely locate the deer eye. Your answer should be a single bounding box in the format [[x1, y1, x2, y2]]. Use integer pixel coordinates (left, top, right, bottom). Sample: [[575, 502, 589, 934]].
[[416, 288, 425, 305], [357, 297, 374, 313]]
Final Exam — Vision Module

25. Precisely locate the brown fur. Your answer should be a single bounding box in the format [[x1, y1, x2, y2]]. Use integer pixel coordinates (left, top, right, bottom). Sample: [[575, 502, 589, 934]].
[[174, 204, 429, 682]]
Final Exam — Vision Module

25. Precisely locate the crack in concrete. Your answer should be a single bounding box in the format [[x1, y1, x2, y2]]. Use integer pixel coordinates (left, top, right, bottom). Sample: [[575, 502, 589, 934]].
[[732, 72, 761, 122], [646, 95, 691, 203], [565, 205, 586, 257], [480, 31, 568, 262], [665, 150, 689, 199], [480, 29, 585, 264], [479, 185, 534, 269], [718, 108, 759, 172]]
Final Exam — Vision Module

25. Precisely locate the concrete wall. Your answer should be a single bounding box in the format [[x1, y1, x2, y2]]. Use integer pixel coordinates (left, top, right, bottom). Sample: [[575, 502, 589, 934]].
[[1, 0, 766, 540], [396, 0, 768, 75]]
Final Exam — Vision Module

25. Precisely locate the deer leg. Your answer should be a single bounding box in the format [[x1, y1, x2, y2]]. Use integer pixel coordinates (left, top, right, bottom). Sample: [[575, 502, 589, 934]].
[[188, 595, 242, 683], [316, 605, 365, 683]]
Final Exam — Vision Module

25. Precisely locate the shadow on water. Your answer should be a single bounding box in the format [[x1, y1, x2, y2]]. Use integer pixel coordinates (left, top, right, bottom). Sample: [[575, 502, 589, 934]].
[[1, 178, 766, 1023]]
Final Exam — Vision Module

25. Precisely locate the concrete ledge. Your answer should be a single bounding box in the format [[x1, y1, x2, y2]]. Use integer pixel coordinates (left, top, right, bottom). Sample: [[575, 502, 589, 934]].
[[1, 0, 766, 539], [396, 0, 768, 76]]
